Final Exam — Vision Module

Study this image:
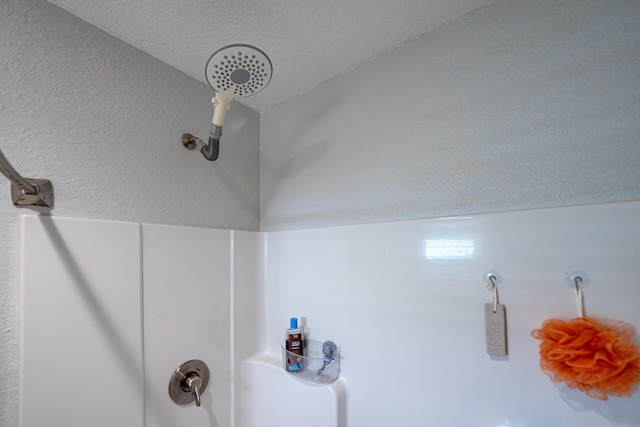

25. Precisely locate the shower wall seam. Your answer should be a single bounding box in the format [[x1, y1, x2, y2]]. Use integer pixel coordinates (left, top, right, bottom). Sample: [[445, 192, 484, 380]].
[[139, 223, 147, 427], [229, 230, 236, 427]]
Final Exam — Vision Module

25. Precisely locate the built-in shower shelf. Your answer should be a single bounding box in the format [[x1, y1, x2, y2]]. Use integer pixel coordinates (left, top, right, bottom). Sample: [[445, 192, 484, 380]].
[[282, 339, 340, 386]]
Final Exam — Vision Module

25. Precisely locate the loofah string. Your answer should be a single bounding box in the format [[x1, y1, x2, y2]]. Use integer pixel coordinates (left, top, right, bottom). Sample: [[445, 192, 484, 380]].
[[575, 287, 584, 318]]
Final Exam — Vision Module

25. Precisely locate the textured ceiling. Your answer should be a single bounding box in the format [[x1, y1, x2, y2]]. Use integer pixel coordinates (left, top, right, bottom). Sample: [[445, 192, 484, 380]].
[[47, 0, 493, 112]]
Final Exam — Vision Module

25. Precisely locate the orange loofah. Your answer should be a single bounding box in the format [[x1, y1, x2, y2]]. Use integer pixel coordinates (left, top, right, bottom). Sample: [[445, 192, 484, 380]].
[[531, 317, 640, 400]]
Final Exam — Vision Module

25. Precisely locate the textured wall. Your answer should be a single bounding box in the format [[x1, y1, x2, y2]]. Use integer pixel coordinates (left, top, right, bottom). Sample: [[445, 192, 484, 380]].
[[0, 1, 260, 425], [260, 0, 640, 230], [46, 0, 495, 112]]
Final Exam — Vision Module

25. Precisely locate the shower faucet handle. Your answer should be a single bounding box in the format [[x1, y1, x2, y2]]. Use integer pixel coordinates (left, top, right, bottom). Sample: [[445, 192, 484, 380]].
[[168, 359, 210, 407], [184, 373, 203, 407]]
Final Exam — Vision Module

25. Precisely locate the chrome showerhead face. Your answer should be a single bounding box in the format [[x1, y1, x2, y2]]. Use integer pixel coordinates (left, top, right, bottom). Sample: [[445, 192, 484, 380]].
[[205, 44, 272, 98]]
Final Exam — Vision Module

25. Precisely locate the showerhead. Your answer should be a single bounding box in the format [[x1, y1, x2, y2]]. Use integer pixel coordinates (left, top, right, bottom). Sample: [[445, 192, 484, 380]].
[[205, 44, 273, 99], [200, 44, 272, 161]]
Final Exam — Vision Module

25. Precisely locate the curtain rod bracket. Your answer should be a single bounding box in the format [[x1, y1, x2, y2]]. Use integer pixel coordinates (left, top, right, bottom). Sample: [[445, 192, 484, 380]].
[[11, 178, 54, 208]]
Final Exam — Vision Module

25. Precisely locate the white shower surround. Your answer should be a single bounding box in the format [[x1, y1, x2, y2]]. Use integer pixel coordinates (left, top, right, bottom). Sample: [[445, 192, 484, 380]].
[[20, 201, 640, 426]]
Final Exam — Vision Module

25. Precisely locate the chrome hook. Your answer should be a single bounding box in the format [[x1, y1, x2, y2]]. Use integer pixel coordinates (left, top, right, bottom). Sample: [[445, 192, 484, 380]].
[[565, 270, 590, 318], [488, 275, 497, 289], [574, 276, 583, 291], [483, 269, 503, 287], [565, 270, 590, 289], [483, 269, 503, 313]]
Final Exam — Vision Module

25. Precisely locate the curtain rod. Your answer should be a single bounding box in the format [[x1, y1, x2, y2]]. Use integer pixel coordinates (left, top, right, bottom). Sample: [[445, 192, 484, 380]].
[[0, 148, 54, 208]]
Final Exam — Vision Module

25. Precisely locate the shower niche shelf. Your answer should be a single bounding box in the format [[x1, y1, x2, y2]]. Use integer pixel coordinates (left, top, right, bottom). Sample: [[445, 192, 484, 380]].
[[281, 339, 341, 386]]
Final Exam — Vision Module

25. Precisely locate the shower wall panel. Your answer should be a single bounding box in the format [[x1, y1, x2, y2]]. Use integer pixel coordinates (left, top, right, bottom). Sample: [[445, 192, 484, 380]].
[[259, 201, 640, 426], [20, 217, 250, 427], [20, 202, 640, 427], [142, 224, 232, 427], [20, 216, 143, 427]]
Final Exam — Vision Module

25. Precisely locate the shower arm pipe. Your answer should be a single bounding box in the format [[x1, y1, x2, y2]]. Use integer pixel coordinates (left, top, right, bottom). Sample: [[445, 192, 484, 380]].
[[0, 148, 54, 208], [201, 92, 233, 161]]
